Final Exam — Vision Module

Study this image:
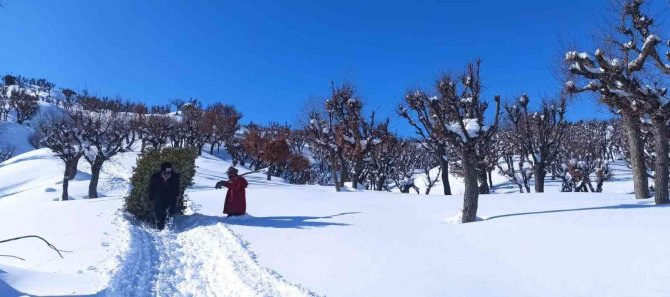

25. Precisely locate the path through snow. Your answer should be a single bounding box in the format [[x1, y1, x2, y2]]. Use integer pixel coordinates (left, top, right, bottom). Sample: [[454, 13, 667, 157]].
[[106, 213, 318, 297]]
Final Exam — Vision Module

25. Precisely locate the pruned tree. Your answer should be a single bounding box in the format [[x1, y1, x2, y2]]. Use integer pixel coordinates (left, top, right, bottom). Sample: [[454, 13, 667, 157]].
[[565, 0, 669, 203], [61, 89, 77, 111], [495, 126, 534, 193], [32, 112, 84, 200], [180, 100, 208, 154], [171, 98, 186, 115], [400, 60, 501, 223], [143, 114, 174, 152], [205, 103, 242, 155], [388, 141, 422, 194], [286, 154, 311, 184], [397, 88, 454, 195], [307, 110, 345, 191], [0, 83, 10, 121], [558, 121, 612, 192], [72, 101, 130, 198], [8, 89, 39, 124], [326, 83, 389, 189], [368, 134, 403, 191], [416, 146, 441, 195], [504, 94, 567, 192]]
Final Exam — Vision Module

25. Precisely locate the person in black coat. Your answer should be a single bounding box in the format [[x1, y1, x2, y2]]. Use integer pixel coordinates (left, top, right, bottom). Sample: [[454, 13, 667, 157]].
[[148, 162, 181, 230]]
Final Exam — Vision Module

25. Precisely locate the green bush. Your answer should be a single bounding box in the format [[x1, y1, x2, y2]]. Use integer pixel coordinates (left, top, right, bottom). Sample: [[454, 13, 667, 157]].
[[124, 147, 198, 221]]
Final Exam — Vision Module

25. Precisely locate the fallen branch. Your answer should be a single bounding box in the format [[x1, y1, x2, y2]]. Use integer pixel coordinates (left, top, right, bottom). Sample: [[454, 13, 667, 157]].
[[0, 254, 25, 261], [0, 235, 71, 258]]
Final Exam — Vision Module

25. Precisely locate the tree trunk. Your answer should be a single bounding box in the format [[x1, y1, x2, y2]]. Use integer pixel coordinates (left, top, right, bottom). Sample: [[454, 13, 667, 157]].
[[533, 164, 546, 193], [523, 180, 531, 194], [338, 154, 348, 188], [596, 175, 605, 193], [439, 150, 452, 195], [461, 146, 480, 223], [352, 160, 363, 189], [488, 170, 493, 190], [477, 168, 489, 194], [622, 112, 650, 199], [88, 159, 104, 198], [652, 116, 669, 204], [61, 173, 69, 201], [66, 154, 82, 181], [331, 166, 341, 192], [376, 177, 385, 191], [267, 165, 274, 181], [209, 144, 215, 155]]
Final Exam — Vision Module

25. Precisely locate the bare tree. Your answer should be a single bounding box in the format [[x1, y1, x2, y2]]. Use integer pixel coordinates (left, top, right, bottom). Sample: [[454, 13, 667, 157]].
[[366, 134, 402, 191], [8, 89, 39, 124], [307, 111, 345, 191], [72, 102, 130, 198], [504, 94, 567, 192], [565, 0, 670, 203], [557, 121, 612, 192], [0, 83, 10, 121], [325, 83, 389, 189], [33, 112, 85, 200], [0, 145, 14, 163], [396, 90, 454, 195], [205, 103, 242, 155], [61, 89, 77, 111], [171, 98, 186, 115], [400, 60, 501, 223], [143, 114, 174, 152]]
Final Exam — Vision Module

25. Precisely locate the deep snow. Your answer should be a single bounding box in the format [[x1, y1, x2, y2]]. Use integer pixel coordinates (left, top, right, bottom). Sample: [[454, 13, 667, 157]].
[[0, 146, 669, 296]]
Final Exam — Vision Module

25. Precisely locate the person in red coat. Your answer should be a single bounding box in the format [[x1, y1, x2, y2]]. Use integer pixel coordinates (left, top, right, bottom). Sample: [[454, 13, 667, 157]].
[[215, 167, 249, 217]]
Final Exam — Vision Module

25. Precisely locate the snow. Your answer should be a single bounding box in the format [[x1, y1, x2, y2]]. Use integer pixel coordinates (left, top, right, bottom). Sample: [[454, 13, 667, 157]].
[[0, 122, 34, 156], [0, 134, 669, 296], [446, 118, 486, 142]]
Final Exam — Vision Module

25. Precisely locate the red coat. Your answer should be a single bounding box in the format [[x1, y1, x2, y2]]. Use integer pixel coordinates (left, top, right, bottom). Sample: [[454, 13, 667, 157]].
[[222, 176, 248, 215]]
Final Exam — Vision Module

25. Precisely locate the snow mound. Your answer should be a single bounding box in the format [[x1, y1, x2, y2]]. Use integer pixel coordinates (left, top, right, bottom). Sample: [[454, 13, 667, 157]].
[[0, 122, 34, 156], [445, 210, 484, 224], [0, 148, 63, 199]]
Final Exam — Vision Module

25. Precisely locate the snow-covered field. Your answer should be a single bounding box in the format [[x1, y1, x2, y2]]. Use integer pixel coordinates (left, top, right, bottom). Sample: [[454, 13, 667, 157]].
[[1, 145, 669, 296]]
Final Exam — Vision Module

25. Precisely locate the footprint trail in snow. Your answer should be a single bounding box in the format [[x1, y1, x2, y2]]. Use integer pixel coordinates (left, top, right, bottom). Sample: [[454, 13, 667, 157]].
[[107, 215, 319, 297]]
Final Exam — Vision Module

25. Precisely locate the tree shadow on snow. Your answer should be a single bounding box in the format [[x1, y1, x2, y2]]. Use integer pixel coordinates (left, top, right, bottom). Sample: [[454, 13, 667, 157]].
[[176, 212, 358, 231], [486, 203, 670, 220]]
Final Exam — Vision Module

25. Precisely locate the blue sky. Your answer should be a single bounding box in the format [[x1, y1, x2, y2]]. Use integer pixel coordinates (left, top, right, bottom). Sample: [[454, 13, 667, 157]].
[[0, 0, 661, 134]]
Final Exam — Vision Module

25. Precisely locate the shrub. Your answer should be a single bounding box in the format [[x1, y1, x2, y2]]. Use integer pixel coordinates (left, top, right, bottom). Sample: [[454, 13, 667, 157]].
[[124, 147, 198, 221]]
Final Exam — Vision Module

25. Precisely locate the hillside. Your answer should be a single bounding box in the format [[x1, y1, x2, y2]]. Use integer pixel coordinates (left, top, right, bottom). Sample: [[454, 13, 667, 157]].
[[0, 145, 668, 296]]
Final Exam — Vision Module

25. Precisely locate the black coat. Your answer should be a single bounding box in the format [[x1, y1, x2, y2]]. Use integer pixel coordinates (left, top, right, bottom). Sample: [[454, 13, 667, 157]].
[[148, 172, 181, 207]]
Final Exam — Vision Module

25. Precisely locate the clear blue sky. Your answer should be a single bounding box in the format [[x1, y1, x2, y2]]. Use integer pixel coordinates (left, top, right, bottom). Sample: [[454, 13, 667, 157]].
[[1, 0, 661, 134]]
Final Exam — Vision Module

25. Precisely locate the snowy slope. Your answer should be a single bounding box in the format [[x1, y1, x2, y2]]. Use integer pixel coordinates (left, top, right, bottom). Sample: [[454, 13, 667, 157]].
[[0, 146, 669, 296]]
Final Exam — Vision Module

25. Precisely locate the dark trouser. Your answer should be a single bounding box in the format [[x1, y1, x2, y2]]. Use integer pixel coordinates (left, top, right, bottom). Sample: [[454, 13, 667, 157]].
[[154, 202, 175, 230]]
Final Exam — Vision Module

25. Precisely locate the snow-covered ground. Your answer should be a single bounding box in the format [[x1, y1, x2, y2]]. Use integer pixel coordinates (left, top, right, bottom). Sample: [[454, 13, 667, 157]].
[[0, 144, 669, 296]]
